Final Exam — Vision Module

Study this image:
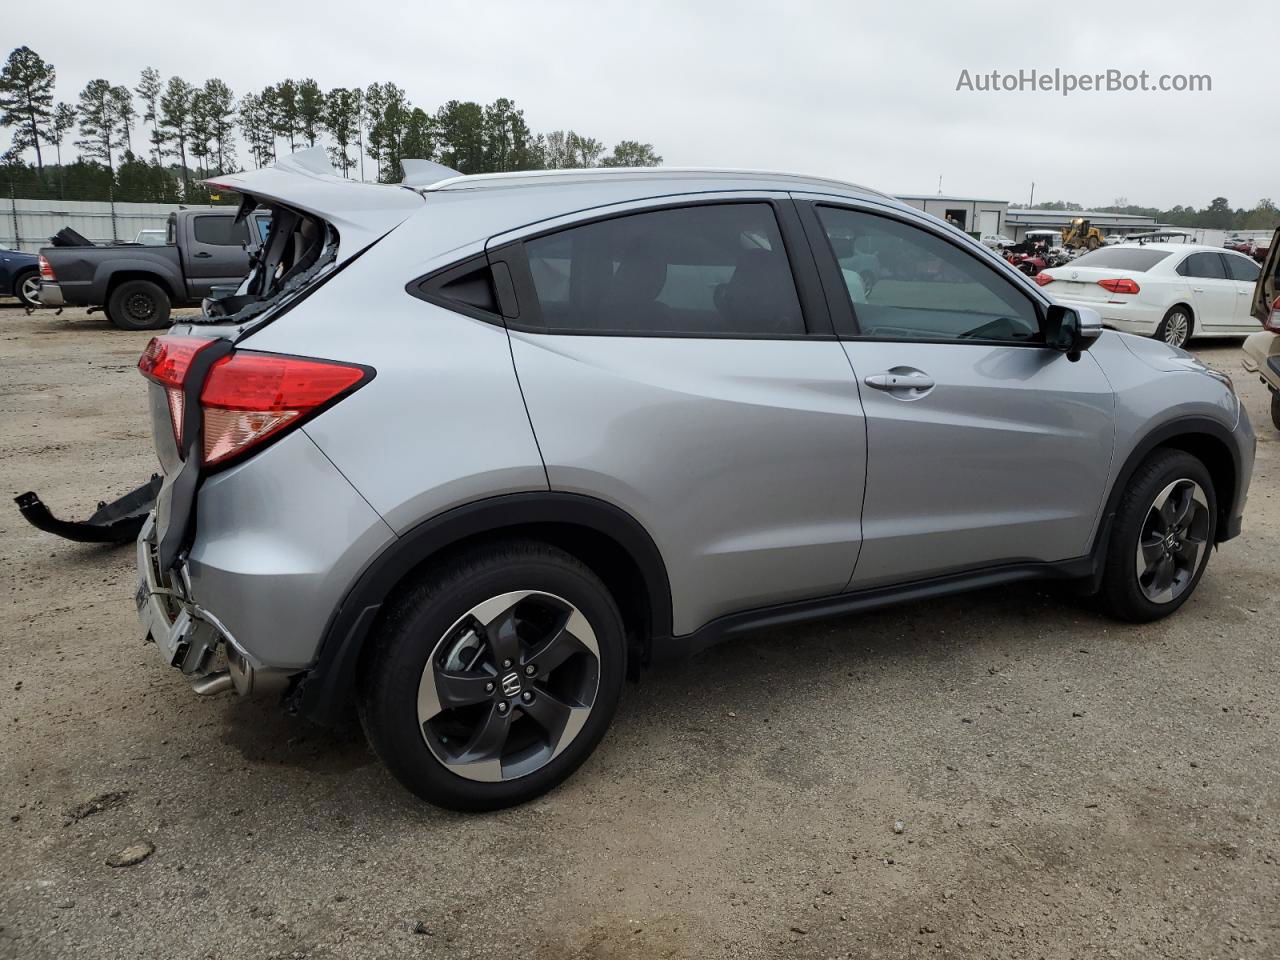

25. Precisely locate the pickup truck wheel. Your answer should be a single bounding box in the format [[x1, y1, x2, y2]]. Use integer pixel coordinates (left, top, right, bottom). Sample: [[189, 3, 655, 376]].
[[14, 269, 40, 308], [359, 540, 626, 811], [107, 280, 171, 330]]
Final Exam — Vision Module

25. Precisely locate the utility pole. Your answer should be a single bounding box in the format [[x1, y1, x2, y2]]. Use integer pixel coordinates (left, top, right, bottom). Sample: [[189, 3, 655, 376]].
[[1029, 182, 1035, 207], [937, 174, 943, 195]]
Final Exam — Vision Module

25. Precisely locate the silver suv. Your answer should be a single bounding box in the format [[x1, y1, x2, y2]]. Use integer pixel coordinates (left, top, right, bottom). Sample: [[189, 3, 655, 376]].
[[133, 154, 1254, 810]]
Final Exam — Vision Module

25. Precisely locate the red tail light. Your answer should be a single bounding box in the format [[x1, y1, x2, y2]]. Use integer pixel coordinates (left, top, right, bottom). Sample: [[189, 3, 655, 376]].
[[1097, 278, 1140, 295], [139, 335, 216, 447], [1266, 296, 1280, 334], [199, 352, 369, 466], [38, 255, 55, 281], [1033, 273, 1055, 286]]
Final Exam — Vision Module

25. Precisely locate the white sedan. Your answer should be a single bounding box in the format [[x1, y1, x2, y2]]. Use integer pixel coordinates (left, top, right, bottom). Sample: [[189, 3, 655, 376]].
[[1035, 243, 1262, 348]]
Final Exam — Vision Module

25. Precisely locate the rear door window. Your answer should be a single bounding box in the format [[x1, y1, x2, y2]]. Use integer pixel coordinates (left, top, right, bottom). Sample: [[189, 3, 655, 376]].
[[192, 215, 249, 246], [1177, 252, 1228, 279], [521, 203, 806, 336]]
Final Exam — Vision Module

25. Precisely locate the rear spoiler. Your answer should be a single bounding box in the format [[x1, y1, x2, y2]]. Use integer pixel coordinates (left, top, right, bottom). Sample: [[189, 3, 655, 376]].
[[15, 477, 160, 544]]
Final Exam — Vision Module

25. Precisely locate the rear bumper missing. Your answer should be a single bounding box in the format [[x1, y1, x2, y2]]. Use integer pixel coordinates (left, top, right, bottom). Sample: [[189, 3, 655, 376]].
[[136, 514, 294, 698]]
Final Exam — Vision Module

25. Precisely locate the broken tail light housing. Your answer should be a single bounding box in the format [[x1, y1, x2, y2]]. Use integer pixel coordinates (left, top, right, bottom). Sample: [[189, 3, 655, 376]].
[[138, 335, 217, 447], [199, 352, 371, 467], [1033, 273, 1055, 286], [1266, 296, 1280, 334], [1097, 278, 1140, 295]]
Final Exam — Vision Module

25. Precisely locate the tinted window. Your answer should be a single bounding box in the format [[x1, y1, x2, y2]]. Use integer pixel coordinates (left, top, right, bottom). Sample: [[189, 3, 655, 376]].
[[192, 215, 248, 246], [817, 206, 1039, 342], [1177, 252, 1227, 279], [1069, 248, 1171, 272], [523, 204, 804, 335], [1224, 254, 1260, 282]]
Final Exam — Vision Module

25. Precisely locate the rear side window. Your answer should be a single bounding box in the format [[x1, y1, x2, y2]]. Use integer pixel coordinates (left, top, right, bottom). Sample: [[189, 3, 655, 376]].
[[1068, 248, 1171, 272], [1224, 254, 1260, 282], [1176, 252, 1227, 279], [816, 206, 1040, 342], [521, 203, 805, 336], [192, 215, 248, 246]]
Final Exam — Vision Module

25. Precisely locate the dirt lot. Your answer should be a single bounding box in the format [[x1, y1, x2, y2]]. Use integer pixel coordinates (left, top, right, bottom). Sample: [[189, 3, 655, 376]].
[[1, 305, 1277, 960]]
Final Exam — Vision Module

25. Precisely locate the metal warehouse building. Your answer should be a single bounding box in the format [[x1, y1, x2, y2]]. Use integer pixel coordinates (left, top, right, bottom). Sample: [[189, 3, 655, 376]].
[[895, 195, 1009, 239], [1004, 208, 1160, 243]]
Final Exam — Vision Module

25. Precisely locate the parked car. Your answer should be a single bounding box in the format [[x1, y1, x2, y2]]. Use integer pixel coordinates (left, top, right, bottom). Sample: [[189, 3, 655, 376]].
[[134, 228, 168, 246], [42, 154, 1247, 811], [1035, 243, 1262, 348], [0, 246, 41, 308], [1242, 226, 1280, 429], [37, 208, 268, 329], [980, 233, 1014, 249]]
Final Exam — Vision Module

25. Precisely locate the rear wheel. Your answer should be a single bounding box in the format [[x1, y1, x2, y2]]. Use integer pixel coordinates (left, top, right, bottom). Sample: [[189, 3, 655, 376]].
[[1098, 450, 1216, 622], [1154, 307, 1192, 348], [1271, 391, 1280, 432], [107, 279, 171, 330], [360, 540, 626, 810], [14, 269, 39, 308]]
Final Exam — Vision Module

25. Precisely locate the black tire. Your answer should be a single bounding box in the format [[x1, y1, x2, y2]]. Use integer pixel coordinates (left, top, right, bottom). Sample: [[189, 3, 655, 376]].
[[1098, 449, 1216, 623], [360, 540, 626, 811], [1271, 391, 1280, 432], [13, 269, 40, 308], [106, 279, 171, 330], [1154, 306, 1192, 349]]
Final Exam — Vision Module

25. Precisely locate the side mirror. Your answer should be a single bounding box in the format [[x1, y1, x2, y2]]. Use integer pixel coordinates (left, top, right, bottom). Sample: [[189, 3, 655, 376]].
[[1045, 304, 1102, 361]]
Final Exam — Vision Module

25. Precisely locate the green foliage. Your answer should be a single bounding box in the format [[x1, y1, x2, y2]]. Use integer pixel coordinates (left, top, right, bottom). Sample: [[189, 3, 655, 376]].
[[1038, 196, 1280, 232], [600, 140, 662, 167], [0, 46, 56, 171], [0, 46, 665, 201]]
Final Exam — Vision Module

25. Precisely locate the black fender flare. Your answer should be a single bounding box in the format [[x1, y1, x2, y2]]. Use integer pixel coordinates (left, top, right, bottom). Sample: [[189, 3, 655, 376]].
[[291, 492, 673, 725], [1090, 414, 1243, 570]]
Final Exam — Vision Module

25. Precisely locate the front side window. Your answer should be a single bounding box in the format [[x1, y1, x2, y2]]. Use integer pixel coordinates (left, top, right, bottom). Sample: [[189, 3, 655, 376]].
[[1177, 252, 1227, 279], [817, 206, 1040, 342], [1224, 254, 1260, 282], [192, 215, 248, 247], [522, 203, 805, 336]]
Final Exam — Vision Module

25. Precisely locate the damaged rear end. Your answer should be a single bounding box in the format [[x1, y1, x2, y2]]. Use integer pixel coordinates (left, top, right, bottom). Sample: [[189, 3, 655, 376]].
[[54, 149, 423, 699]]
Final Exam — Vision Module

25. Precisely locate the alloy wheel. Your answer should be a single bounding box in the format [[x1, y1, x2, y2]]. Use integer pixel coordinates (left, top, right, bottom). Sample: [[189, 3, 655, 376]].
[[1162, 312, 1189, 347], [416, 590, 601, 782], [1134, 479, 1209, 604], [20, 274, 40, 306]]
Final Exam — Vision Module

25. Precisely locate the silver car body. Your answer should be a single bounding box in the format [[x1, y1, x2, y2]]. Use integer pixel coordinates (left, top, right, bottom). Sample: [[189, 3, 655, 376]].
[[133, 162, 1255, 714]]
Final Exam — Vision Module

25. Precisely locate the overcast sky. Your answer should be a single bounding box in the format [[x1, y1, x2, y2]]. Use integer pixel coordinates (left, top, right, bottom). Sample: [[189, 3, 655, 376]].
[[7, 0, 1269, 209]]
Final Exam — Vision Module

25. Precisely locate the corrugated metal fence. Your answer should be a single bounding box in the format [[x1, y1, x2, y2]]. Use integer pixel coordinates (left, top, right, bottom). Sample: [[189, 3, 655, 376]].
[[2, 197, 225, 251]]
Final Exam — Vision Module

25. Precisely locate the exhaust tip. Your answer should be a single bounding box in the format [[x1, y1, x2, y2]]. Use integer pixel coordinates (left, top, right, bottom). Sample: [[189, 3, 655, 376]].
[[191, 672, 234, 697]]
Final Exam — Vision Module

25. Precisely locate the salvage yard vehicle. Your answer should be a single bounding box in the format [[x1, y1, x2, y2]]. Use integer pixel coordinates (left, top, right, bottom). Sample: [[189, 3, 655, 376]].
[[20, 151, 1253, 811], [1062, 217, 1105, 251], [1036, 243, 1263, 348], [1242, 226, 1280, 429], [0, 245, 41, 308], [36, 208, 269, 329]]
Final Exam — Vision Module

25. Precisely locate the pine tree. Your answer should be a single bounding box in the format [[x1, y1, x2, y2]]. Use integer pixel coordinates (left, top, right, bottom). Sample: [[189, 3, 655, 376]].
[[135, 67, 164, 165], [0, 46, 56, 174], [295, 78, 324, 148], [159, 76, 196, 196]]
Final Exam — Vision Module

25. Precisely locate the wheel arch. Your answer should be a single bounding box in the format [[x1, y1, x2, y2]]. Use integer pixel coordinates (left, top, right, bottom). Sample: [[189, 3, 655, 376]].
[[290, 492, 673, 726], [1097, 416, 1240, 558], [105, 269, 178, 302]]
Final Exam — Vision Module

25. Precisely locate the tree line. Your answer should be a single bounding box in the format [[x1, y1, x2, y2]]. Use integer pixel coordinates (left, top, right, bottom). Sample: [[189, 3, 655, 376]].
[[1031, 197, 1278, 233], [0, 45, 663, 204]]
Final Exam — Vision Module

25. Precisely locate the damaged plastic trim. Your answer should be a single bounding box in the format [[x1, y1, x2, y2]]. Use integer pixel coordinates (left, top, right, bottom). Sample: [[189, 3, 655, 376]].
[[15, 476, 160, 544]]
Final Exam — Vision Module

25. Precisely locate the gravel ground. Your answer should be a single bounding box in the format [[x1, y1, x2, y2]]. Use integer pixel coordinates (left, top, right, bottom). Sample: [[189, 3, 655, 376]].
[[1, 305, 1277, 960]]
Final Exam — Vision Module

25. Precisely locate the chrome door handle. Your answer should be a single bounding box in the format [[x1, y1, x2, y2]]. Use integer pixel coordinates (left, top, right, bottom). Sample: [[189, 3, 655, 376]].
[[865, 372, 935, 391]]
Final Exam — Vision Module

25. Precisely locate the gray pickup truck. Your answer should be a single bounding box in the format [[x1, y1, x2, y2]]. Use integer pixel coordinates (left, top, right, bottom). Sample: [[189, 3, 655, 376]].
[[37, 208, 269, 329]]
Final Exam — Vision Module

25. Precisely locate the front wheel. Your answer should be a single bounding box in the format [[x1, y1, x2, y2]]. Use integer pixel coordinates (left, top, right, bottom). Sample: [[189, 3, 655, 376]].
[[1098, 450, 1216, 622], [360, 540, 626, 810], [107, 279, 171, 330]]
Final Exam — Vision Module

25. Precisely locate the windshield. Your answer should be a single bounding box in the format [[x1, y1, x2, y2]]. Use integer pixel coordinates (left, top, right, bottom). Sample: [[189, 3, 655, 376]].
[[1069, 248, 1172, 272]]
